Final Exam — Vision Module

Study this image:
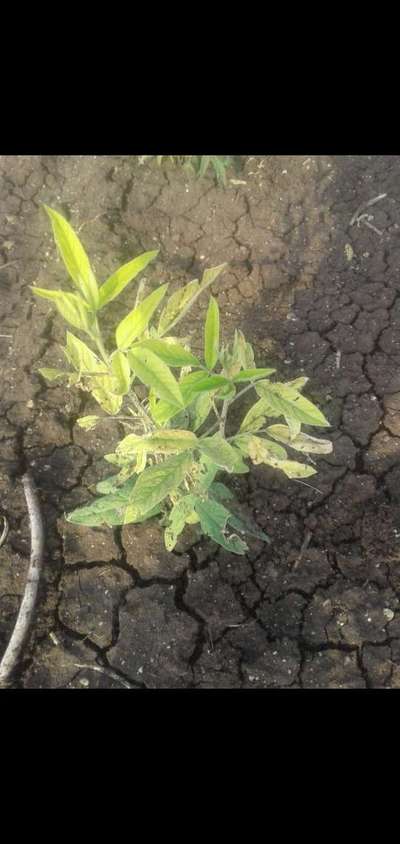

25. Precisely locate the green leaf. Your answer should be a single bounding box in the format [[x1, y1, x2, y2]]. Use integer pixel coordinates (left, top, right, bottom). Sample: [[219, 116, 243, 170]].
[[110, 350, 131, 395], [158, 280, 199, 335], [233, 368, 276, 382], [32, 287, 91, 333], [239, 397, 278, 433], [188, 374, 229, 396], [148, 373, 229, 427], [227, 512, 271, 543], [137, 338, 200, 367], [76, 415, 100, 431], [193, 455, 219, 492], [164, 494, 196, 551], [198, 155, 211, 178], [209, 481, 235, 501], [43, 206, 99, 310], [215, 383, 236, 400], [128, 346, 184, 408], [190, 393, 212, 432], [38, 367, 69, 382], [127, 453, 193, 519], [255, 381, 330, 428], [199, 433, 248, 473], [193, 498, 248, 555], [266, 424, 333, 454], [116, 283, 168, 349], [98, 250, 159, 309]]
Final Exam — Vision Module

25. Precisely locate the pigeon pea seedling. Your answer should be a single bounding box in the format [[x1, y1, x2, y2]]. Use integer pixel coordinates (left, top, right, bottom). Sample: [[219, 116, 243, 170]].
[[32, 207, 332, 555]]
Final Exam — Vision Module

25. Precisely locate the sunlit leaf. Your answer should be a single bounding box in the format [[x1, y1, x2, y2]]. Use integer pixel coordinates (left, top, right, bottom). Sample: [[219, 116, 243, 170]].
[[157, 280, 199, 335], [128, 346, 184, 408], [256, 381, 330, 427], [38, 367, 69, 382], [110, 350, 131, 395], [126, 452, 193, 519], [76, 415, 100, 431], [239, 397, 278, 433], [32, 287, 91, 332], [98, 250, 159, 309], [116, 284, 168, 349], [43, 205, 99, 310], [137, 338, 200, 367]]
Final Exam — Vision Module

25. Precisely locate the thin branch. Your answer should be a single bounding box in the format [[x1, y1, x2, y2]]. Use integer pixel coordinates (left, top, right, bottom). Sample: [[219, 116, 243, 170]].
[[0, 261, 18, 271], [293, 529, 312, 570], [0, 472, 45, 688], [349, 193, 387, 227], [201, 381, 258, 438], [0, 515, 9, 548], [72, 663, 136, 689]]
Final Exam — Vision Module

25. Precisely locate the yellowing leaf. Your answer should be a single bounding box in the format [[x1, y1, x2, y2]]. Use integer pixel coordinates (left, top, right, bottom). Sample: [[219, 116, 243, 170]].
[[128, 346, 184, 408], [76, 415, 100, 431], [198, 433, 248, 473], [199, 264, 227, 290], [43, 206, 99, 310], [64, 332, 102, 374], [204, 296, 220, 370], [116, 284, 168, 349], [256, 381, 330, 427], [127, 452, 193, 518], [266, 424, 333, 454], [274, 460, 317, 479], [98, 250, 159, 309], [38, 367, 69, 382], [239, 397, 278, 433]]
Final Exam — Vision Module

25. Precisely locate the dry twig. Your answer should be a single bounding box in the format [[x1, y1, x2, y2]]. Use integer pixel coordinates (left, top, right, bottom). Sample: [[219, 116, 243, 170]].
[[0, 472, 45, 688], [293, 529, 312, 570]]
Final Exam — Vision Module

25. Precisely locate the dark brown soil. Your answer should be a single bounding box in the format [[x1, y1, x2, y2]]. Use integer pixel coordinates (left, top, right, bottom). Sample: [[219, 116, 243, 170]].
[[2, 154, 400, 688]]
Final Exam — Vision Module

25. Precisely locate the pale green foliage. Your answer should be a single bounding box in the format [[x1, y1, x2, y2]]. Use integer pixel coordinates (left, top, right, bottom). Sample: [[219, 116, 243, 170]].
[[33, 207, 332, 555], [138, 155, 232, 186]]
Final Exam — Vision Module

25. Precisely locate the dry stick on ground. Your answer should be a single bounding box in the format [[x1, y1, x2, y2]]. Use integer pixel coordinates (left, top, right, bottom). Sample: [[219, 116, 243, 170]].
[[72, 663, 137, 690], [293, 529, 312, 570], [0, 515, 9, 548], [0, 472, 45, 688], [349, 193, 387, 236]]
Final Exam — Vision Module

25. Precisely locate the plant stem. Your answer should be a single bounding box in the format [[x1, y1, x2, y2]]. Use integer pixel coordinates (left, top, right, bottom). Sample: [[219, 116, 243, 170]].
[[219, 399, 230, 436], [201, 381, 258, 438], [90, 315, 109, 365], [129, 391, 154, 432]]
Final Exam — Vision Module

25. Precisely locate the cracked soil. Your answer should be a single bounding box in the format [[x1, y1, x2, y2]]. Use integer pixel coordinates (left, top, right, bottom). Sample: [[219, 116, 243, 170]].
[[2, 154, 400, 689]]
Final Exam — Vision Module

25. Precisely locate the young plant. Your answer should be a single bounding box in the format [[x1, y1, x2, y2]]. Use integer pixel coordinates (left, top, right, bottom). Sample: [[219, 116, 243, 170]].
[[33, 207, 332, 556], [138, 155, 232, 187]]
